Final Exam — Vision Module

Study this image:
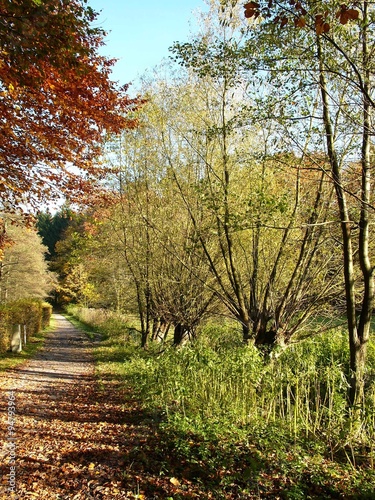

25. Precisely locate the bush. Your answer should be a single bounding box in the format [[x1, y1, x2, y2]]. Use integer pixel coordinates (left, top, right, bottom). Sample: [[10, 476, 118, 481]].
[[58, 308, 375, 497], [41, 302, 53, 329], [93, 317, 375, 457], [0, 299, 52, 352], [65, 305, 136, 340], [0, 307, 9, 352]]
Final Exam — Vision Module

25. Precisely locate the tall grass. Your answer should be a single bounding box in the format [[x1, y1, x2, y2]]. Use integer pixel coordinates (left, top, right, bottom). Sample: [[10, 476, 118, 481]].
[[132, 324, 374, 460], [69, 306, 375, 466], [65, 304, 140, 340]]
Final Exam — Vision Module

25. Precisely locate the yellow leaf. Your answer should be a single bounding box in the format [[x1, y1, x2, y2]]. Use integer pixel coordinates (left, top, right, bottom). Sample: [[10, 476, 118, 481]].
[[170, 477, 181, 486]]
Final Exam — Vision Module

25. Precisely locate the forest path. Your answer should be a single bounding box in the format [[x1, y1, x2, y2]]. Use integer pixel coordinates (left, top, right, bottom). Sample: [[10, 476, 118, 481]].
[[0, 314, 185, 500]]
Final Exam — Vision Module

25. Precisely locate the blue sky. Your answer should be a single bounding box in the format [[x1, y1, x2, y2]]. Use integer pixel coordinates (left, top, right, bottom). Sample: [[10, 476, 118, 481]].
[[88, 0, 208, 89]]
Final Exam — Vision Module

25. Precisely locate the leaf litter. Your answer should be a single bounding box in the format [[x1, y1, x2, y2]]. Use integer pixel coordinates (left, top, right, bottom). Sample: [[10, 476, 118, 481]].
[[0, 314, 204, 499]]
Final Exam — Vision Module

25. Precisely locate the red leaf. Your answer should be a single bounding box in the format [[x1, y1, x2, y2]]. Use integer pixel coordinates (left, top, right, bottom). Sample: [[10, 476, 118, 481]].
[[339, 11, 350, 24], [244, 1, 260, 8], [245, 8, 256, 18]]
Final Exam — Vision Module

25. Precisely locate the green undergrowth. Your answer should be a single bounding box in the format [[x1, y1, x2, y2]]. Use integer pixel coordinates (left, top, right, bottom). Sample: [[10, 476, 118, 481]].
[[0, 316, 55, 372], [64, 304, 141, 343], [63, 312, 99, 340], [68, 307, 375, 498]]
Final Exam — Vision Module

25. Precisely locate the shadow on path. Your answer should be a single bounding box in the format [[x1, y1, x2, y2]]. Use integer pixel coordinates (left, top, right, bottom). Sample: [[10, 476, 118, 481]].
[[0, 314, 207, 500]]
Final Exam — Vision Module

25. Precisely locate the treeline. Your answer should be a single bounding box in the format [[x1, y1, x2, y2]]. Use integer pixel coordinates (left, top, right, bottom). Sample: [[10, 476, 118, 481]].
[[45, 150, 342, 349]]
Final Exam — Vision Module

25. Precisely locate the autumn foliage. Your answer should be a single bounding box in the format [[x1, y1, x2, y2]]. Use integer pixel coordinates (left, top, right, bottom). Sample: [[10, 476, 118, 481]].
[[0, 0, 141, 212], [243, 1, 360, 34]]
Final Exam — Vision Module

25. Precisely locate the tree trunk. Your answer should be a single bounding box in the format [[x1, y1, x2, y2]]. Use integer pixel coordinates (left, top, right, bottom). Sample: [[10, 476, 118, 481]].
[[254, 327, 277, 347], [151, 318, 170, 342], [349, 334, 367, 407], [151, 317, 161, 341], [350, 1, 373, 407], [173, 323, 189, 346], [317, 35, 371, 407], [242, 322, 250, 344]]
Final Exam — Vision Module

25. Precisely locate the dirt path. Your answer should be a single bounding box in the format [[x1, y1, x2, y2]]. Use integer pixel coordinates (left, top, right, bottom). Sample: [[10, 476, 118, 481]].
[[0, 314, 189, 500]]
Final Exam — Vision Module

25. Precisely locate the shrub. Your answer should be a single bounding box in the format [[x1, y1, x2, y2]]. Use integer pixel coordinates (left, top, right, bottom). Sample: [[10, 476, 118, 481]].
[[41, 302, 53, 329], [65, 305, 135, 340], [0, 307, 9, 352], [0, 299, 52, 352]]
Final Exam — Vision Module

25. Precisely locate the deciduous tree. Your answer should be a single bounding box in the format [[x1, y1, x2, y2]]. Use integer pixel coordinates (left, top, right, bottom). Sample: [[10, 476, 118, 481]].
[[229, 0, 375, 405], [0, 218, 55, 302], [170, 12, 340, 348], [0, 0, 140, 215]]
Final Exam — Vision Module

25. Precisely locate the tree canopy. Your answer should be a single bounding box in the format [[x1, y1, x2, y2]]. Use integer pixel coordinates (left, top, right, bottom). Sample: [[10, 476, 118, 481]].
[[0, 0, 141, 212], [0, 218, 54, 301], [243, 0, 360, 33]]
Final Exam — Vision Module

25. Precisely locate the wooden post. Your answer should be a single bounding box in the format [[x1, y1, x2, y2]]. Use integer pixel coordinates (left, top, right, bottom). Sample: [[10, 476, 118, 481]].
[[11, 325, 22, 353]]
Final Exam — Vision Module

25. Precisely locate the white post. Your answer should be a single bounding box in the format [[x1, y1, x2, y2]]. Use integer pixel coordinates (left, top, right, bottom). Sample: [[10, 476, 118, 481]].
[[22, 324, 27, 345], [11, 325, 22, 353]]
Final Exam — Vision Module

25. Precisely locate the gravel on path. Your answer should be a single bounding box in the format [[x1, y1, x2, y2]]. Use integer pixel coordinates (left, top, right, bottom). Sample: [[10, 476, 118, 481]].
[[0, 314, 140, 499]]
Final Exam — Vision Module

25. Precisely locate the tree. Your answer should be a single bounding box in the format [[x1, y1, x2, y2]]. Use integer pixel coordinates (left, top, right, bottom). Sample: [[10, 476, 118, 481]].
[[169, 13, 341, 348], [0, 218, 55, 302], [52, 211, 100, 307], [37, 207, 73, 260], [229, 0, 374, 405], [0, 0, 141, 215], [99, 117, 218, 347]]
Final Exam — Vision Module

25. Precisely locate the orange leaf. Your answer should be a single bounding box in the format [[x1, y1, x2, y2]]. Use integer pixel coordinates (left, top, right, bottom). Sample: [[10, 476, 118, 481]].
[[294, 16, 306, 28], [315, 14, 329, 35], [316, 23, 324, 35]]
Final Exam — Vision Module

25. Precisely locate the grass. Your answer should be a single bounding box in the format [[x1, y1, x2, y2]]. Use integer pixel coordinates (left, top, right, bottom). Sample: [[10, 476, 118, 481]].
[[66, 307, 375, 498], [63, 312, 99, 340], [0, 316, 56, 372], [64, 304, 141, 342]]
